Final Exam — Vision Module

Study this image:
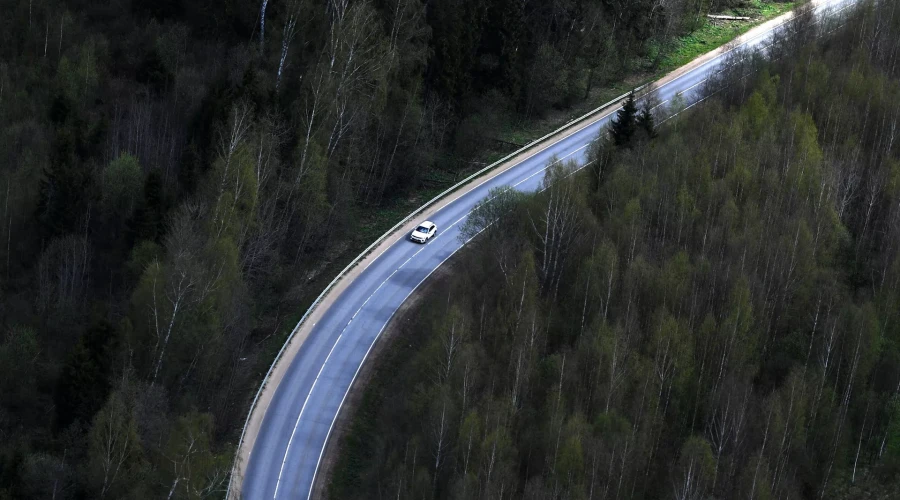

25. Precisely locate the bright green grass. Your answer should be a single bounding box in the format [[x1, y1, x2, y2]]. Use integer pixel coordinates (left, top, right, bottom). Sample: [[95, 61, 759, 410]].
[[660, 1, 797, 72], [494, 1, 800, 151]]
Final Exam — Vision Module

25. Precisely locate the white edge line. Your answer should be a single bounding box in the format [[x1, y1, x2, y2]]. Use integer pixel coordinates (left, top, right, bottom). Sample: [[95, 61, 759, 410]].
[[272, 329, 346, 498], [274, 246, 434, 497], [305, 219, 488, 500]]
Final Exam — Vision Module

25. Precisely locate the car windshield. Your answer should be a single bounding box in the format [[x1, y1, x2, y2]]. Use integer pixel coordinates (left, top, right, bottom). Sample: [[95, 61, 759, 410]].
[[416, 226, 430, 233]]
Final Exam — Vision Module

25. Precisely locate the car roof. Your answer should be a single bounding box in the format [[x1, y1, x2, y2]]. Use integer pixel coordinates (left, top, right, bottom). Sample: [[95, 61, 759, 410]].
[[418, 221, 435, 228]]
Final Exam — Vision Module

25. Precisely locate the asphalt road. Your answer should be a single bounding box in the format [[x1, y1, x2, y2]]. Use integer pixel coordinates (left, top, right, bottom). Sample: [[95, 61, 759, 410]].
[[241, 1, 856, 497]]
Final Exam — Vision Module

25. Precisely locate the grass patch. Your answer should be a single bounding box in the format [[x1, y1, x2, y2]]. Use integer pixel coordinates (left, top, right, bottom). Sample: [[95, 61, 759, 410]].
[[660, 1, 797, 71], [495, 1, 799, 149]]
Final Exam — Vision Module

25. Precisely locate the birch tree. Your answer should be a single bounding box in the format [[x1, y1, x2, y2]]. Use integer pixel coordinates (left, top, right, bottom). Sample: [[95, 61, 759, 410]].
[[88, 389, 141, 498], [530, 159, 583, 299]]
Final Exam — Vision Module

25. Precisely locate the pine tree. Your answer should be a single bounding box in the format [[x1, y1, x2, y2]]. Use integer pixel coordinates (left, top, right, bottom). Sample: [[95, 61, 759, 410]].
[[609, 91, 638, 147]]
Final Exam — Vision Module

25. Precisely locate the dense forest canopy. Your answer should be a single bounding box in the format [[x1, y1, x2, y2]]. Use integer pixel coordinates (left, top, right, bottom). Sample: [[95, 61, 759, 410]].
[[0, 0, 762, 497], [330, 2, 900, 499]]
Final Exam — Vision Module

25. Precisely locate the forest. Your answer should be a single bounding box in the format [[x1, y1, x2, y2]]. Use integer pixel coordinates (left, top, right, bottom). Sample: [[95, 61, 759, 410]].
[[0, 0, 763, 497], [330, 1, 900, 499]]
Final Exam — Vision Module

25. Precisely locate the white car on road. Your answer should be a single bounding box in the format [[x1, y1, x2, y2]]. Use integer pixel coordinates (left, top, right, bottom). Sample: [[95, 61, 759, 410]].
[[409, 221, 437, 243]]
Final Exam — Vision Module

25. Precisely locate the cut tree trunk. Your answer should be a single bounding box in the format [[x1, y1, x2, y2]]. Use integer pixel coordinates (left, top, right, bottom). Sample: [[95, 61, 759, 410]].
[[707, 14, 751, 21]]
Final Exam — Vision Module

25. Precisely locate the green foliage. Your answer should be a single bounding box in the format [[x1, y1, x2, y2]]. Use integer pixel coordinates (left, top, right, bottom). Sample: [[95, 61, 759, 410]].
[[296, 140, 330, 240], [427, 0, 485, 102], [677, 436, 716, 489], [159, 411, 229, 498], [128, 169, 166, 244], [525, 43, 573, 115], [556, 414, 588, 485], [87, 388, 143, 498], [637, 105, 658, 140], [459, 186, 524, 242], [885, 396, 900, 464], [126, 240, 163, 279], [0, 0, 891, 497], [36, 140, 95, 239], [102, 153, 143, 216], [56, 36, 105, 105]]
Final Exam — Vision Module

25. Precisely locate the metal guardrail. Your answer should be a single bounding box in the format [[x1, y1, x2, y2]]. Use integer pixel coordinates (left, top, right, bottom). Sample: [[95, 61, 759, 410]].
[[226, 72, 655, 500]]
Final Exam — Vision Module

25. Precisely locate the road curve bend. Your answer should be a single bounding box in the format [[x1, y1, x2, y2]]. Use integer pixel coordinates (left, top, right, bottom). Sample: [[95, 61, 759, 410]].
[[234, 1, 856, 497]]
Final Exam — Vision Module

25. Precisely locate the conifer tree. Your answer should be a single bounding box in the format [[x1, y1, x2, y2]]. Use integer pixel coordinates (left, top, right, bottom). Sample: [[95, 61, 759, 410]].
[[637, 105, 657, 139], [127, 170, 166, 245], [609, 91, 638, 147]]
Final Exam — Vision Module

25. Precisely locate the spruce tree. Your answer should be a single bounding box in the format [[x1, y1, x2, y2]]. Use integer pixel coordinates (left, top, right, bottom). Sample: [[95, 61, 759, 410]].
[[127, 169, 166, 245], [610, 91, 638, 147], [637, 105, 657, 140], [37, 129, 94, 240], [54, 319, 116, 429]]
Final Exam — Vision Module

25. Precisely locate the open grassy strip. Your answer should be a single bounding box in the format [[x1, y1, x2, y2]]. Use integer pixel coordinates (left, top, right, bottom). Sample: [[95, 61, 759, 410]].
[[498, 1, 799, 148], [659, 1, 797, 71]]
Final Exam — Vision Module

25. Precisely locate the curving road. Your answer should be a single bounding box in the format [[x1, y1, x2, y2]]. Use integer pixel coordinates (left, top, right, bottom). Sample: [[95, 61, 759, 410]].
[[240, 1, 856, 497]]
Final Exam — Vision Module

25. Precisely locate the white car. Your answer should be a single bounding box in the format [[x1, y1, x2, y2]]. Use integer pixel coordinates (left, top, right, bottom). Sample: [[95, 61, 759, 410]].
[[410, 221, 437, 243]]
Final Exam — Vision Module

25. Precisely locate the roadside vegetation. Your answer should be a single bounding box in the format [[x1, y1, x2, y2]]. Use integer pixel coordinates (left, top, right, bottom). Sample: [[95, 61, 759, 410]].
[[495, 0, 800, 150], [657, 1, 797, 72], [330, 2, 900, 498]]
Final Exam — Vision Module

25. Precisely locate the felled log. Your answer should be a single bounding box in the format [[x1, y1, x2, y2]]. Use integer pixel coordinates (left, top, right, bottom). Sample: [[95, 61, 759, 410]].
[[707, 14, 752, 21]]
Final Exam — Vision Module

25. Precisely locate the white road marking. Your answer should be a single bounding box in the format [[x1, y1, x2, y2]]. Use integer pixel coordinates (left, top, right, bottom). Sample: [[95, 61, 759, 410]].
[[273, 241, 429, 498], [273, 329, 345, 498], [305, 207, 497, 500], [512, 143, 589, 188], [437, 142, 591, 237], [277, 141, 577, 498]]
